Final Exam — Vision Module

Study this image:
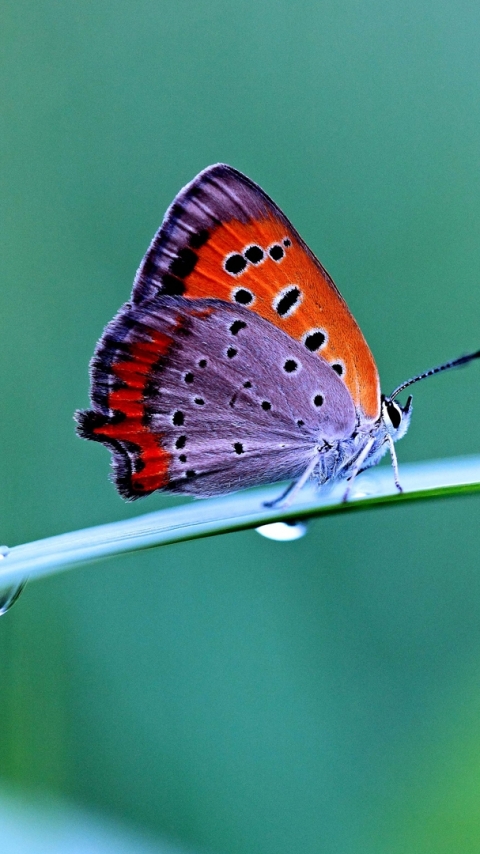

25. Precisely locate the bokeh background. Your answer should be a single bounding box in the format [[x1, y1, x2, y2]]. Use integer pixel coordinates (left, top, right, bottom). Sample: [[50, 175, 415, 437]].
[[1, 1, 480, 852]]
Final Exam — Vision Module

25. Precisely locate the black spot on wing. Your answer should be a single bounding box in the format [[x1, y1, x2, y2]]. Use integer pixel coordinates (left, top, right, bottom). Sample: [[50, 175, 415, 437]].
[[229, 320, 247, 335], [274, 286, 301, 317], [244, 245, 264, 264], [225, 254, 247, 275], [304, 330, 326, 351], [170, 247, 198, 279], [269, 244, 284, 261], [189, 229, 210, 249], [160, 273, 186, 296], [233, 288, 254, 305]]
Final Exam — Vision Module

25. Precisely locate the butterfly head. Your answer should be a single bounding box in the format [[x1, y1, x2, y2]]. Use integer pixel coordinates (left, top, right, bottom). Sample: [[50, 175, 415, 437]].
[[380, 346, 480, 445], [380, 394, 412, 441]]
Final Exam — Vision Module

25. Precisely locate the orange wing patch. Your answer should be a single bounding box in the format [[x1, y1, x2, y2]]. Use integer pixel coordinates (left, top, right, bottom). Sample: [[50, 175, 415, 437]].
[[179, 216, 379, 421], [133, 164, 381, 422]]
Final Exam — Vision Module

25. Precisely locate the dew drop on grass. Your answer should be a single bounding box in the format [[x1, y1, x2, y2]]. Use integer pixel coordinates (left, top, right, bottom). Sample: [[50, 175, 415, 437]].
[[255, 521, 308, 541]]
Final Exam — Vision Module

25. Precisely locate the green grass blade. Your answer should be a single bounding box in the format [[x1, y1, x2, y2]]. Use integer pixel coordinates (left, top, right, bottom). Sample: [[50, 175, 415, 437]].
[[1, 455, 480, 590]]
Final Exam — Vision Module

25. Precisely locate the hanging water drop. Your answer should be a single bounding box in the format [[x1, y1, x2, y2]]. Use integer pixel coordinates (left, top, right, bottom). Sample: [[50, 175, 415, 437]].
[[0, 547, 26, 615], [255, 521, 308, 541]]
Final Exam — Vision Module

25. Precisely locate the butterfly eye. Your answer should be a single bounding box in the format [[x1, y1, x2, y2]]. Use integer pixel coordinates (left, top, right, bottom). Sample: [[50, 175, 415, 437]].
[[385, 400, 402, 429]]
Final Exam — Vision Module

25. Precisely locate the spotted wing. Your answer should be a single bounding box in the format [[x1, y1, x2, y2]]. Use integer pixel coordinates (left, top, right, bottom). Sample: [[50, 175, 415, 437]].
[[76, 296, 356, 498], [133, 164, 380, 422]]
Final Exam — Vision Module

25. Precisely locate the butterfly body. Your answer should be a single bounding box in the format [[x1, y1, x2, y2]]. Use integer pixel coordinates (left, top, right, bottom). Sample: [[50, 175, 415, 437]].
[[77, 163, 465, 502]]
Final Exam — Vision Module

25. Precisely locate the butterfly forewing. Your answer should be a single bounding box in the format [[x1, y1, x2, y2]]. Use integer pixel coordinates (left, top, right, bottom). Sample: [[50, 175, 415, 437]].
[[134, 164, 380, 421], [77, 297, 356, 498]]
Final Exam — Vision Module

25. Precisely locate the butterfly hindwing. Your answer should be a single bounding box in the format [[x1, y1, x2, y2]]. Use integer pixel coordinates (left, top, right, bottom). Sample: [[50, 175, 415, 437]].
[[76, 296, 356, 498], [133, 164, 380, 421]]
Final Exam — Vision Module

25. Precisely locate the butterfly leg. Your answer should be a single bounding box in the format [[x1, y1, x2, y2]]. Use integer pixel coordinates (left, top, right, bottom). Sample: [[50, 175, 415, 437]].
[[342, 437, 376, 502], [264, 450, 321, 509], [385, 433, 403, 493]]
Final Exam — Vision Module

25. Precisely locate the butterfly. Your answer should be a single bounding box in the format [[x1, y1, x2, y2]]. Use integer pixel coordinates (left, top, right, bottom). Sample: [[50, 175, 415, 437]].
[[76, 164, 479, 504]]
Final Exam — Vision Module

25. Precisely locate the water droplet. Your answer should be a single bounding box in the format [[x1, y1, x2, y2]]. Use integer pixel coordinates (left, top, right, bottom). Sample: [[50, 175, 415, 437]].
[[0, 547, 26, 615], [256, 521, 308, 542]]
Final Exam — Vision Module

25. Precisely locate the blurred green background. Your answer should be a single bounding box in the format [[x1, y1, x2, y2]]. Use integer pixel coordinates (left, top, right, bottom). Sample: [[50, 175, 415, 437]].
[[1, 1, 480, 851]]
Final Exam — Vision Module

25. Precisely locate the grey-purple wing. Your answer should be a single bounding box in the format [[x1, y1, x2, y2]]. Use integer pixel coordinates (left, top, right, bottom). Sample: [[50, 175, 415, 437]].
[[76, 297, 356, 498]]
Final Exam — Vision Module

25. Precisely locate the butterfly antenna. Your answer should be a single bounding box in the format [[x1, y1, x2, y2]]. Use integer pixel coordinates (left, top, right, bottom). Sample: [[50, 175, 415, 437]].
[[390, 348, 480, 401]]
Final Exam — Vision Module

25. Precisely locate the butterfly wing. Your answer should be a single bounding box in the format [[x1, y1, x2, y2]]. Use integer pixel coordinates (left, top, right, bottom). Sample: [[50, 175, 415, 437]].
[[76, 297, 356, 498], [133, 164, 380, 422]]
